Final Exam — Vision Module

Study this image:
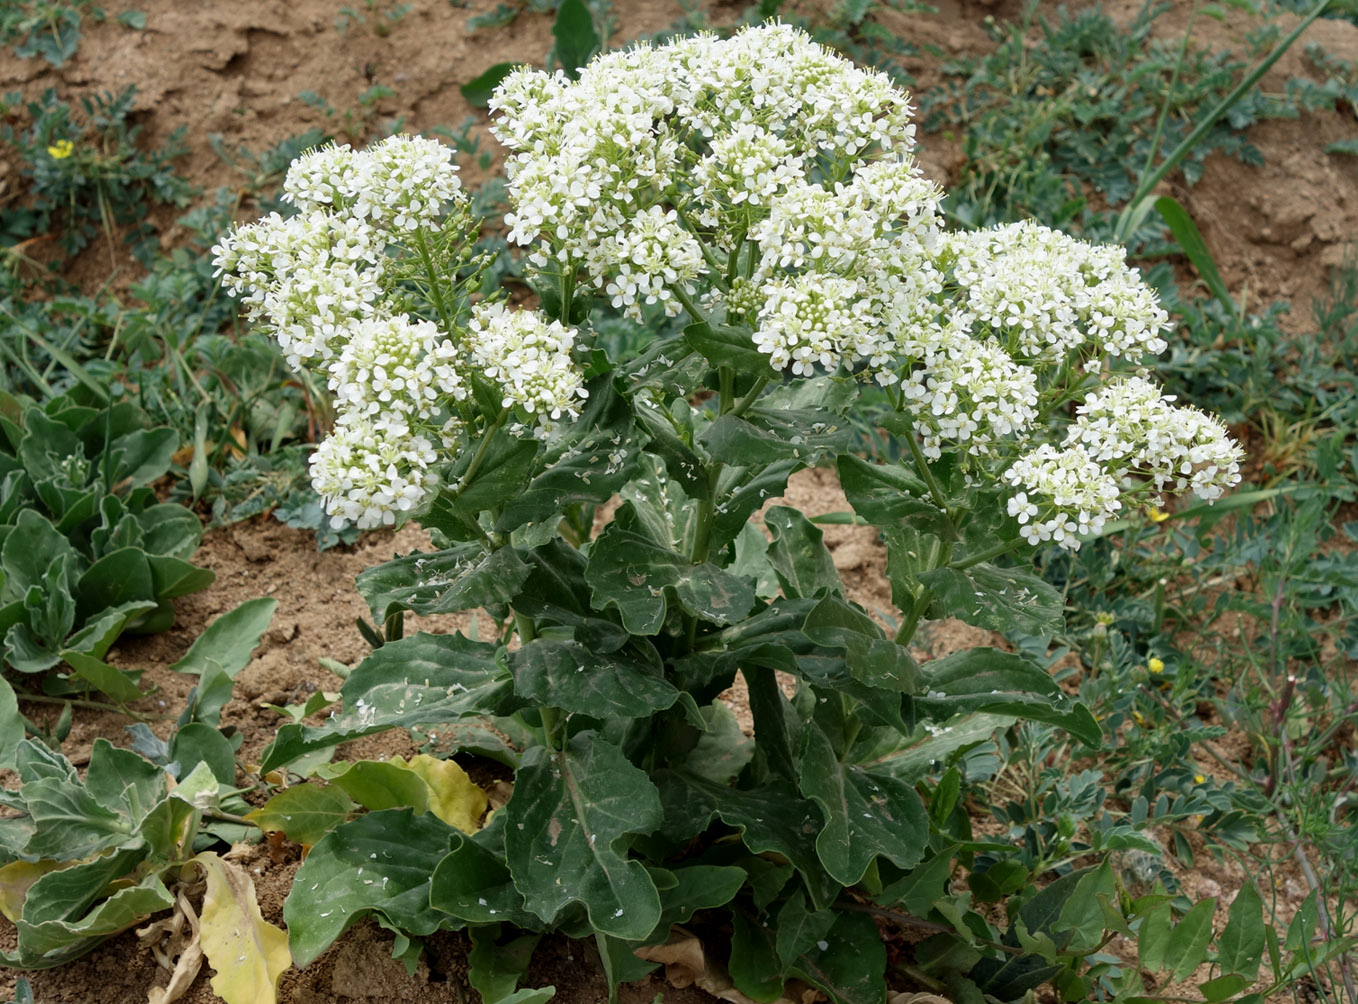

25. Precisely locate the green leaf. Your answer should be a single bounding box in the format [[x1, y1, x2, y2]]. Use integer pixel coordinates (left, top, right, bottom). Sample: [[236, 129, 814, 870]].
[[685, 702, 754, 784], [147, 555, 215, 601], [1053, 859, 1115, 954], [551, 0, 600, 78], [2, 509, 77, 600], [802, 596, 920, 693], [62, 600, 158, 660], [765, 506, 841, 600], [170, 722, 238, 786], [260, 632, 511, 772], [461, 62, 520, 108], [1139, 901, 1173, 972], [469, 925, 543, 1004], [657, 865, 746, 930], [171, 598, 277, 678], [797, 720, 928, 886], [247, 784, 356, 846], [85, 738, 165, 829], [879, 849, 956, 915], [1200, 974, 1249, 1002], [730, 910, 785, 1002], [0, 675, 20, 771], [836, 454, 936, 526], [919, 563, 1064, 638], [317, 760, 431, 815], [1167, 899, 1218, 982], [17, 858, 171, 965], [60, 650, 146, 702], [504, 733, 662, 939], [789, 911, 886, 1004], [1155, 195, 1236, 316], [1218, 882, 1264, 980], [701, 415, 816, 467], [656, 772, 840, 909], [683, 321, 774, 375], [914, 648, 1101, 746], [584, 525, 678, 635], [430, 817, 541, 929], [427, 431, 539, 540], [108, 427, 177, 487], [357, 545, 530, 623], [775, 888, 836, 966], [20, 777, 133, 860], [494, 418, 639, 534], [676, 562, 756, 627], [711, 459, 801, 551], [511, 638, 680, 719], [118, 10, 147, 29], [285, 808, 457, 967]]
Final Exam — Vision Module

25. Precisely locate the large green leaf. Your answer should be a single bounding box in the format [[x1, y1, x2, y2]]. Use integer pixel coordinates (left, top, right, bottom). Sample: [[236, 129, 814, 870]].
[[0, 675, 20, 771], [551, 0, 600, 77], [13, 850, 169, 967], [802, 596, 919, 693], [20, 777, 134, 860], [84, 739, 166, 829], [494, 422, 640, 534], [656, 772, 841, 910], [836, 455, 942, 529], [285, 808, 458, 967], [504, 733, 662, 939], [701, 415, 823, 467], [788, 911, 887, 1004], [429, 818, 542, 929], [511, 638, 680, 719], [584, 525, 677, 635], [765, 507, 841, 600], [356, 544, 530, 623], [912, 649, 1101, 746], [797, 721, 928, 886], [171, 597, 277, 678], [2, 509, 77, 601], [260, 632, 511, 772], [108, 428, 178, 487], [711, 459, 801, 550], [920, 563, 1063, 638], [683, 321, 773, 375]]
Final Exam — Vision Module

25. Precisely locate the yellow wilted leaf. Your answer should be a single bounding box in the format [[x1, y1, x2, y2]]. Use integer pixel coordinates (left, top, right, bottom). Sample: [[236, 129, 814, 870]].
[[194, 851, 291, 1004], [0, 859, 63, 923], [391, 754, 488, 833]]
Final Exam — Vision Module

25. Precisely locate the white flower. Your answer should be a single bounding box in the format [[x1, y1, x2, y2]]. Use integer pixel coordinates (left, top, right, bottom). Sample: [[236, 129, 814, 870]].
[[310, 416, 440, 529], [595, 206, 706, 320], [351, 134, 465, 231], [1004, 444, 1123, 550], [753, 273, 881, 376], [466, 302, 590, 424], [326, 314, 466, 422]]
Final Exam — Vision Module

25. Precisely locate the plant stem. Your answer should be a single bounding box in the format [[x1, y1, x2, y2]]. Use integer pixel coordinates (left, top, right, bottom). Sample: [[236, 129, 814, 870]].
[[671, 284, 707, 326], [718, 366, 735, 415], [894, 587, 932, 647], [953, 537, 1024, 571], [729, 375, 768, 419], [1114, 0, 1333, 242], [456, 406, 510, 494], [415, 227, 456, 332], [14, 692, 172, 722]]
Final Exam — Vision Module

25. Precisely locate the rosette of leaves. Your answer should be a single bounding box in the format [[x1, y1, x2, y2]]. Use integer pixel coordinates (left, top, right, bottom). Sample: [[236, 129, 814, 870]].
[[0, 599, 291, 1004], [0, 388, 212, 699]]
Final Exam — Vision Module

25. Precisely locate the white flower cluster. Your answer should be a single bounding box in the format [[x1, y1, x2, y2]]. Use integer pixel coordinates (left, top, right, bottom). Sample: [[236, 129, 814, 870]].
[[282, 134, 464, 230], [1002, 377, 1243, 549], [466, 303, 590, 428], [214, 136, 589, 529], [949, 222, 1170, 365]]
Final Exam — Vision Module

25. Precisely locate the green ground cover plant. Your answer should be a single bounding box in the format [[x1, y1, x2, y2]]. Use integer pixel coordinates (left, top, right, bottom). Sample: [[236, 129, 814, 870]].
[[0, 388, 213, 704], [192, 22, 1343, 1004]]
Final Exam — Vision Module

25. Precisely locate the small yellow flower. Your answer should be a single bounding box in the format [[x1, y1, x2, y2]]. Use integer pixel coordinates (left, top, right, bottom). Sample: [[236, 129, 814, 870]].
[[47, 139, 74, 159], [1131, 710, 1145, 725], [1194, 773, 1206, 785], [1147, 506, 1170, 523], [1148, 657, 1165, 674]]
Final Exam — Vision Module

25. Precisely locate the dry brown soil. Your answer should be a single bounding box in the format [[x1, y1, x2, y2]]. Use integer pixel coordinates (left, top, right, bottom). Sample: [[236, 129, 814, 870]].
[[1, 0, 1356, 1000]]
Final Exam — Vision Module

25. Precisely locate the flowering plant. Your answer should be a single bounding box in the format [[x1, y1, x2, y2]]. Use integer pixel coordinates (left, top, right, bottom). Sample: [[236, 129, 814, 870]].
[[216, 23, 1242, 1004]]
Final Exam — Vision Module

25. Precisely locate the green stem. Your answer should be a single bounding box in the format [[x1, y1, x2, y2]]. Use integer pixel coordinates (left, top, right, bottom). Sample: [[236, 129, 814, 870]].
[[415, 228, 455, 332], [729, 375, 769, 419], [457, 406, 510, 494], [894, 588, 932, 646], [953, 537, 1024, 571], [718, 366, 735, 415], [671, 283, 707, 325], [14, 692, 172, 722], [901, 418, 950, 517]]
